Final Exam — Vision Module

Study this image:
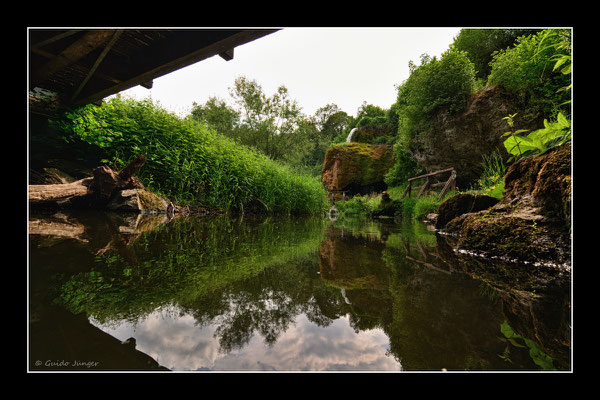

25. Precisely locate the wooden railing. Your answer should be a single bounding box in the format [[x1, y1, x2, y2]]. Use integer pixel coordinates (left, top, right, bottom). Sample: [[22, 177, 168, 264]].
[[402, 167, 456, 201]]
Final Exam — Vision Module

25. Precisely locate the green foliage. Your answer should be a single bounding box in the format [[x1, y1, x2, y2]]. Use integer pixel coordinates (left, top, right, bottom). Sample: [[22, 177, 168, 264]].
[[397, 50, 476, 122], [356, 115, 387, 128], [393, 49, 476, 160], [384, 144, 424, 187], [54, 96, 328, 214], [474, 150, 506, 199], [452, 28, 541, 79], [502, 112, 571, 162], [190, 78, 351, 175], [335, 194, 382, 218], [399, 191, 456, 220], [487, 29, 571, 116]]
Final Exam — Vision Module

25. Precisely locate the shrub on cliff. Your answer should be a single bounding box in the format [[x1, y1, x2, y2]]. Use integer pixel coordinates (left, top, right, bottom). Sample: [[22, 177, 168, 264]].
[[487, 29, 571, 117], [395, 50, 476, 148], [451, 28, 542, 80]]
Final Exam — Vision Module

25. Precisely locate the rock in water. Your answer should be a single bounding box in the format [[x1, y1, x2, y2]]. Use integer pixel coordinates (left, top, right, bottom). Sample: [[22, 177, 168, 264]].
[[440, 143, 571, 266]]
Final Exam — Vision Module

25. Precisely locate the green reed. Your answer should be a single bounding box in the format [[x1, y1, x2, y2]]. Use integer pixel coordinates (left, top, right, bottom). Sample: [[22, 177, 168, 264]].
[[54, 96, 328, 214]]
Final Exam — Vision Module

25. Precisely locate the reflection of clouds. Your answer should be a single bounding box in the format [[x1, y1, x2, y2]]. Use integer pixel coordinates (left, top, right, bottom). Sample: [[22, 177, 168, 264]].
[[92, 309, 402, 371]]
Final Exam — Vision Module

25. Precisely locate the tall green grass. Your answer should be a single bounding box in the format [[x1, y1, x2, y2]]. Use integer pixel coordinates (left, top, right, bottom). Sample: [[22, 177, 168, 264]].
[[53, 96, 328, 214], [390, 185, 457, 220]]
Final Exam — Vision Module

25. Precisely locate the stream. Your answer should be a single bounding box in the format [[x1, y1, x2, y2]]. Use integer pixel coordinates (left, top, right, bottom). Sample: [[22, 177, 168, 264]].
[[28, 210, 571, 371]]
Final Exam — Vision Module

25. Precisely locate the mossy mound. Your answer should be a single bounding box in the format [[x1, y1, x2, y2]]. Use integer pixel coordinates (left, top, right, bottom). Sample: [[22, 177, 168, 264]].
[[321, 143, 394, 192]]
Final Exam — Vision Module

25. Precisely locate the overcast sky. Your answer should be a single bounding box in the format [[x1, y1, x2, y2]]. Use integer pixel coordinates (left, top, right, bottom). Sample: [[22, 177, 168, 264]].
[[115, 27, 462, 118]]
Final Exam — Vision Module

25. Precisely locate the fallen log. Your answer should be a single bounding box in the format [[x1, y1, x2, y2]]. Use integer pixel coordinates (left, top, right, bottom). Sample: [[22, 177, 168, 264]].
[[29, 154, 147, 207], [29, 177, 93, 205]]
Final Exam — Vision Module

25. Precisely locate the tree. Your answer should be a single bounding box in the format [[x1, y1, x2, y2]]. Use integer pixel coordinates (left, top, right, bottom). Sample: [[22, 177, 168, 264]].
[[227, 76, 309, 163], [189, 97, 240, 137], [452, 28, 541, 80]]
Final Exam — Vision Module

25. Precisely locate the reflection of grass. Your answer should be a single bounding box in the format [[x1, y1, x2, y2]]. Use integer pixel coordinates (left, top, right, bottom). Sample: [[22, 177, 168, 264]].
[[58, 215, 327, 324], [385, 220, 437, 249]]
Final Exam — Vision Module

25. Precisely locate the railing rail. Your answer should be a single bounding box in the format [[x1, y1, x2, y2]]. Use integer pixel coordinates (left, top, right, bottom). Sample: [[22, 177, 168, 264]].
[[402, 168, 456, 201]]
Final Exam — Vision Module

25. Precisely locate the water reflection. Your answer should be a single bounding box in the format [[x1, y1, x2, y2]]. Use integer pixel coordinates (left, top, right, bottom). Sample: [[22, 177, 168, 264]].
[[28, 210, 571, 371]]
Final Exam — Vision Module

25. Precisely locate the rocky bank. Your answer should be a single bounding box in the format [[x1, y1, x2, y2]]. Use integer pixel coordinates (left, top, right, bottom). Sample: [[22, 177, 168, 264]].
[[437, 143, 571, 267]]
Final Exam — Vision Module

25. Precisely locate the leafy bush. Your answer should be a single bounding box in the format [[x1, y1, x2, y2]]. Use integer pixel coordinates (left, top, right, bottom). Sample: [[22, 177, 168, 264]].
[[474, 150, 506, 199], [357, 115, 387, 128], [502, 112, 571, 162], [53, 96, 328, 214], [384, 144, 423, 187], [397, 50, 476, 125], [335, 194, 382, 218], [487, 29, 571, 116], [393, 49, 476, 160], [452, 28, 541, 79]]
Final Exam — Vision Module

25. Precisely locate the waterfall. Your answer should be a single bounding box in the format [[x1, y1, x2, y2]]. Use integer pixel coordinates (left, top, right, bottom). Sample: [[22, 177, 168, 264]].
[[345, 127, 358, 143], [340, 287, 352, 305]]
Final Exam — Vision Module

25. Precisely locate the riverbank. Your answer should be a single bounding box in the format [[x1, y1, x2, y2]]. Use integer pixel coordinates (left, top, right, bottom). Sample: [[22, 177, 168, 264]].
[[30, 96, 329, 216]]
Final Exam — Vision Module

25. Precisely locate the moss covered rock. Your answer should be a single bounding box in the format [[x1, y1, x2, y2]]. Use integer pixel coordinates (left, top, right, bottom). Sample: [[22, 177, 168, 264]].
[[439, 144, 571, 266], [321, 143, 394, 192], [435, 193, 499, 230]]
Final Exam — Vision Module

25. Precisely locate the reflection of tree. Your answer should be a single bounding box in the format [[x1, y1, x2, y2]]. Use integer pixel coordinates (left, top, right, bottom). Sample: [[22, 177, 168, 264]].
[[180, 257, 347, 353]]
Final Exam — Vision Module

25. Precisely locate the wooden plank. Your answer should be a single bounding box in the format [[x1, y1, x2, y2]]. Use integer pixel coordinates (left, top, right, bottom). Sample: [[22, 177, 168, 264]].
[[31, 47, 123, 84], [70, 30, 123, 102], [401, 183, 411, 198], [30, 30, 83, 50], [31, 30, 115, 86], [219, 48, 234, 61], [73, 29, 279, 107], [416, 177, 431, 198], [407, 168, 454, 182], [437, 170, 457, 201]]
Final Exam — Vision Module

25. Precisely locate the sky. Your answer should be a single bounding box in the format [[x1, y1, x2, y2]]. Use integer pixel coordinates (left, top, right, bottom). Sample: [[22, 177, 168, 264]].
[[114, 27, 462, 118], [95, 307, 402, 371]]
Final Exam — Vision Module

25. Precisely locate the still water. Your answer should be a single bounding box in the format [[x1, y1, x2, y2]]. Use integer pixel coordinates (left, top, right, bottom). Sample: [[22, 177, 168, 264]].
[[28, 210, 571, 372]]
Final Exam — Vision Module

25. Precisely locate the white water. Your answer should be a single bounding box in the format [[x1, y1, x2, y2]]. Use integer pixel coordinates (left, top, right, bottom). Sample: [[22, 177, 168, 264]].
[[346, 127, 358, 143]]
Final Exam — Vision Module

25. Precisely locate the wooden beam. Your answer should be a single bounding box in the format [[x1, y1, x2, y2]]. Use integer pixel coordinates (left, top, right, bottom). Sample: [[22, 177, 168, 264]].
[[73, 29, 279, 106], [70, 30, 123, 102], [437, 170, 457, 201], [219, 48, 234, 61], [30, 30, 82, 51], [31, 30, 115, 86], [407, 168, 455, 182], [416, 177, 431, 198], [31, 47, 123, 85]]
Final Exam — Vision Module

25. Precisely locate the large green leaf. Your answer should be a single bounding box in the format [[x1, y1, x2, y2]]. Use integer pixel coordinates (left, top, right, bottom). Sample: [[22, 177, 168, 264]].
[[503, 135, 537, 156]]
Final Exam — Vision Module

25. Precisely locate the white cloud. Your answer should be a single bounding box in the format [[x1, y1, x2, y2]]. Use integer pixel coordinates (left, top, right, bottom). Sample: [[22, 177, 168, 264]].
[[93, 308, 402, 371]]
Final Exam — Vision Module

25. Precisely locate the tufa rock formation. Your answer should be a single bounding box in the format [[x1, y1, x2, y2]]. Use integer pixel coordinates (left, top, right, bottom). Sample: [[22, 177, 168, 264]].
[[321, 143, 394, 195], [411, 85, 544, 189]]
